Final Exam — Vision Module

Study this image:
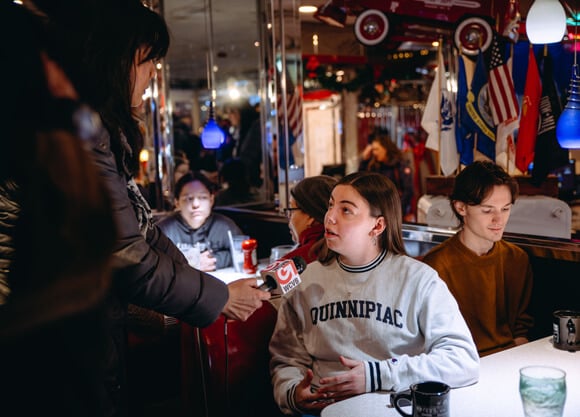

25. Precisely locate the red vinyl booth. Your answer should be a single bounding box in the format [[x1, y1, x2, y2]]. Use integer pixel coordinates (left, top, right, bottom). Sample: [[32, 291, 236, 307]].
[[181, 301, 284, 417]]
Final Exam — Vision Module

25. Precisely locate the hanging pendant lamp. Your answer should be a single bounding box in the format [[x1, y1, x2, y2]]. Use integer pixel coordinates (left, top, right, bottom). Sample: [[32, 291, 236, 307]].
[[556, 65, 580, 148], [200, 0, 224, 149], [201, 101, 225, 149], [526, 0, 567, 44], [556, 3, 580, 149]]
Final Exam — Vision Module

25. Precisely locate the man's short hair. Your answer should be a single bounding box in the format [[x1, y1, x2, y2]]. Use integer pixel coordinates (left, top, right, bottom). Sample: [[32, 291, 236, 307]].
[[450, 161, 519, 224]]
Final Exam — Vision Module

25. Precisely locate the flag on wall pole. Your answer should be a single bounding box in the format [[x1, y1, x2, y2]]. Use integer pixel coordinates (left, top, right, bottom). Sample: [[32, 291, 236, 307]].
[[277, 67, 303, 142], [276, 63, 303, 173], [465, 49, 496, 161], [277, 83, 303, 141], [515, 46, 541, 173], [489, 36, 520, 174], [456, 53, 475, 166], [496, 120, 520, 174], [532, 48, 569, 185], [488, 35, 519, 125], [421, 45, 458, 176]]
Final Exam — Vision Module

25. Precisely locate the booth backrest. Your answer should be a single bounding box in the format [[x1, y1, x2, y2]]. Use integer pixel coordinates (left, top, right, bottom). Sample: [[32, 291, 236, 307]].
[[181, 302, 284, 417], [213, 206, 293, 260], [402, 225, 580, 341]]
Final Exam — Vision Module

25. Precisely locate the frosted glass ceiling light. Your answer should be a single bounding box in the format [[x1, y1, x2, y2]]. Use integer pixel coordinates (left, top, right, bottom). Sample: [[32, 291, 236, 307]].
[[526, 0, 567, 44]]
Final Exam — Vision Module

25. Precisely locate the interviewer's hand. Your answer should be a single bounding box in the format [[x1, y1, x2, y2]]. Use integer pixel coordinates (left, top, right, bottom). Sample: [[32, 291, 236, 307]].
[[222, 278, 271, 321]]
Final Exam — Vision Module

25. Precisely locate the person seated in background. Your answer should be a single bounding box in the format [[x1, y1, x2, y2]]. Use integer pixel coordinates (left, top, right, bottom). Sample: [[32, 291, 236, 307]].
[[280, 175, 337, 264], [359, 134, 414, 218], [422, 161, 534, 357], [269, 172, 479, 416], [157, 171, 242, 271], [214, 157, 262, 206]]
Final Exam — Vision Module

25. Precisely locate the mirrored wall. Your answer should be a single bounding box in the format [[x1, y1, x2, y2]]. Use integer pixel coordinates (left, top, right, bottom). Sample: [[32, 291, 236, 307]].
[[148, 0, 305, 211]]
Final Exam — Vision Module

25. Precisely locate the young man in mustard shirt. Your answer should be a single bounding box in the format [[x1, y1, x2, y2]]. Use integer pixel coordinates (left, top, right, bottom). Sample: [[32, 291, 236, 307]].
[[423, 161, 533, 356]]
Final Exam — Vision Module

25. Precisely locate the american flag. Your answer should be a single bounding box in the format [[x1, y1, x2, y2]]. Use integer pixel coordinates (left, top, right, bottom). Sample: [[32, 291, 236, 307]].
[[488, 34, 519, 125], [286, 87, 303, 140], [277, 70, 303, 140]]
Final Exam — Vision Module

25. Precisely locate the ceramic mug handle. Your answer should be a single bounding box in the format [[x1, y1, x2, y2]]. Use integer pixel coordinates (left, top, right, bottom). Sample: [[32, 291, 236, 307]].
[[393, 391, 413, 417]]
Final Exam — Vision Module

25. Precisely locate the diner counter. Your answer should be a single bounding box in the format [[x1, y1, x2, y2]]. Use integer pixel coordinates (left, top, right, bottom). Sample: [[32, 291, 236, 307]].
[[321, 337, 580, 417]]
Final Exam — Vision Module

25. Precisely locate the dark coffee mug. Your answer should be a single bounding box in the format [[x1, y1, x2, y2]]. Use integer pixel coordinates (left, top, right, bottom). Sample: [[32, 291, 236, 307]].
[[393, 381, 450, 417]]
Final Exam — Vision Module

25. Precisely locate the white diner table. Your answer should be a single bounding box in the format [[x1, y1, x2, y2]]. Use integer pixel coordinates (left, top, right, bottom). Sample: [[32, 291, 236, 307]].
[[321, 336, 580, 417], [207, 260, 270, 284], [207, 266, 259, 284]]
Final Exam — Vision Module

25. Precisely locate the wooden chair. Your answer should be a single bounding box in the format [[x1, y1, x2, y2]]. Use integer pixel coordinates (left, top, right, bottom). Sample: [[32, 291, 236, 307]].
[[181, 302, 284, 417]]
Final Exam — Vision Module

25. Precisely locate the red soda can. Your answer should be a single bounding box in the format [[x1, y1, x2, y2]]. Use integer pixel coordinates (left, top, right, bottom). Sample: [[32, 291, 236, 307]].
[[242, 238, 258, 274]]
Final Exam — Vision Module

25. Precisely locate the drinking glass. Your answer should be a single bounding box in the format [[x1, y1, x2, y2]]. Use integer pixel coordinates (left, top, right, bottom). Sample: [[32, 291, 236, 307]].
[[519, 366, 566, 417], [230, 235, 249, 272], [269, 244, 295, 264], [177, 243, 201, 269]]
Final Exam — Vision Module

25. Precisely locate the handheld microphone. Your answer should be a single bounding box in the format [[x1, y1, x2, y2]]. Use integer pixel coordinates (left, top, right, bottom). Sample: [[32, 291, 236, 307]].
[[258, 256, 307, 294]]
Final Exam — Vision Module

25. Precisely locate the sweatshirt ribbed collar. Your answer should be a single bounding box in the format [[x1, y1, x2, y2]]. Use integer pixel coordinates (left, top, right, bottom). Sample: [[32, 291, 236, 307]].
[[337, 249, 387, 273]]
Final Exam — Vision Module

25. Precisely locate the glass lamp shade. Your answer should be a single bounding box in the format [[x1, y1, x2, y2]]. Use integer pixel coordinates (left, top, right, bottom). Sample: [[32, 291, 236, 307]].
[[526, 0, 567, 44], [556, 66, 580, 148], [201, 118, 225, 149]]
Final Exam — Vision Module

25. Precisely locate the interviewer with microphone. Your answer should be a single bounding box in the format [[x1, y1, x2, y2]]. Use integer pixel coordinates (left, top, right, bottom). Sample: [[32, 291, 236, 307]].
[[269, 172, 479, 416]]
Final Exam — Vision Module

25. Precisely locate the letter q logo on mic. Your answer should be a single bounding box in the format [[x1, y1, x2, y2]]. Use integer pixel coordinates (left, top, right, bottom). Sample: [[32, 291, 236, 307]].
[[276, 261, 300, 292], [258, 256, 306, 294]]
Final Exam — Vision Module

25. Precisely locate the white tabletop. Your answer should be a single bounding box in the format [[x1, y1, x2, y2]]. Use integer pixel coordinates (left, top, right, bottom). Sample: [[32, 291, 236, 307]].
[[321, 337, 580, 417], [207, 260, 269, 284], [207, 267, 258, 284]]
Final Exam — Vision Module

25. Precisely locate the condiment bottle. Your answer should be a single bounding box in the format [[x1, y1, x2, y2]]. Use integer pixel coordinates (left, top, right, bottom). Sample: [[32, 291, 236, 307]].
[[242, 238, 258, 274]]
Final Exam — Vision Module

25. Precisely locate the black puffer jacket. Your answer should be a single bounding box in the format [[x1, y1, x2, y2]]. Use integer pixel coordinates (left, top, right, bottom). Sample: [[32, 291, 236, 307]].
[[91, 127, 228, 319], [90, 127, 229, 416]]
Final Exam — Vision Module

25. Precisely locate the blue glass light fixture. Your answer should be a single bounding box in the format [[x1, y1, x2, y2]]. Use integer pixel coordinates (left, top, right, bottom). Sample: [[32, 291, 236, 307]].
[[200, 0, 224, 150], [201, 103, 224, 149], [556, 7, 580, 150], [556, 65, 580, 148]]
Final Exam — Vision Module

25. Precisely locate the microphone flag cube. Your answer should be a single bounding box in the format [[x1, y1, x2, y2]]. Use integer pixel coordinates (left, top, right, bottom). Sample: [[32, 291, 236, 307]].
[[262, 259, 302, 294]]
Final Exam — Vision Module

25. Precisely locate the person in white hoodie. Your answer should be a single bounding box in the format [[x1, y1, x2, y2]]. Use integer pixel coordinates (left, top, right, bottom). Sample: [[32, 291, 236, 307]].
[[269, 171, 479, 416]]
